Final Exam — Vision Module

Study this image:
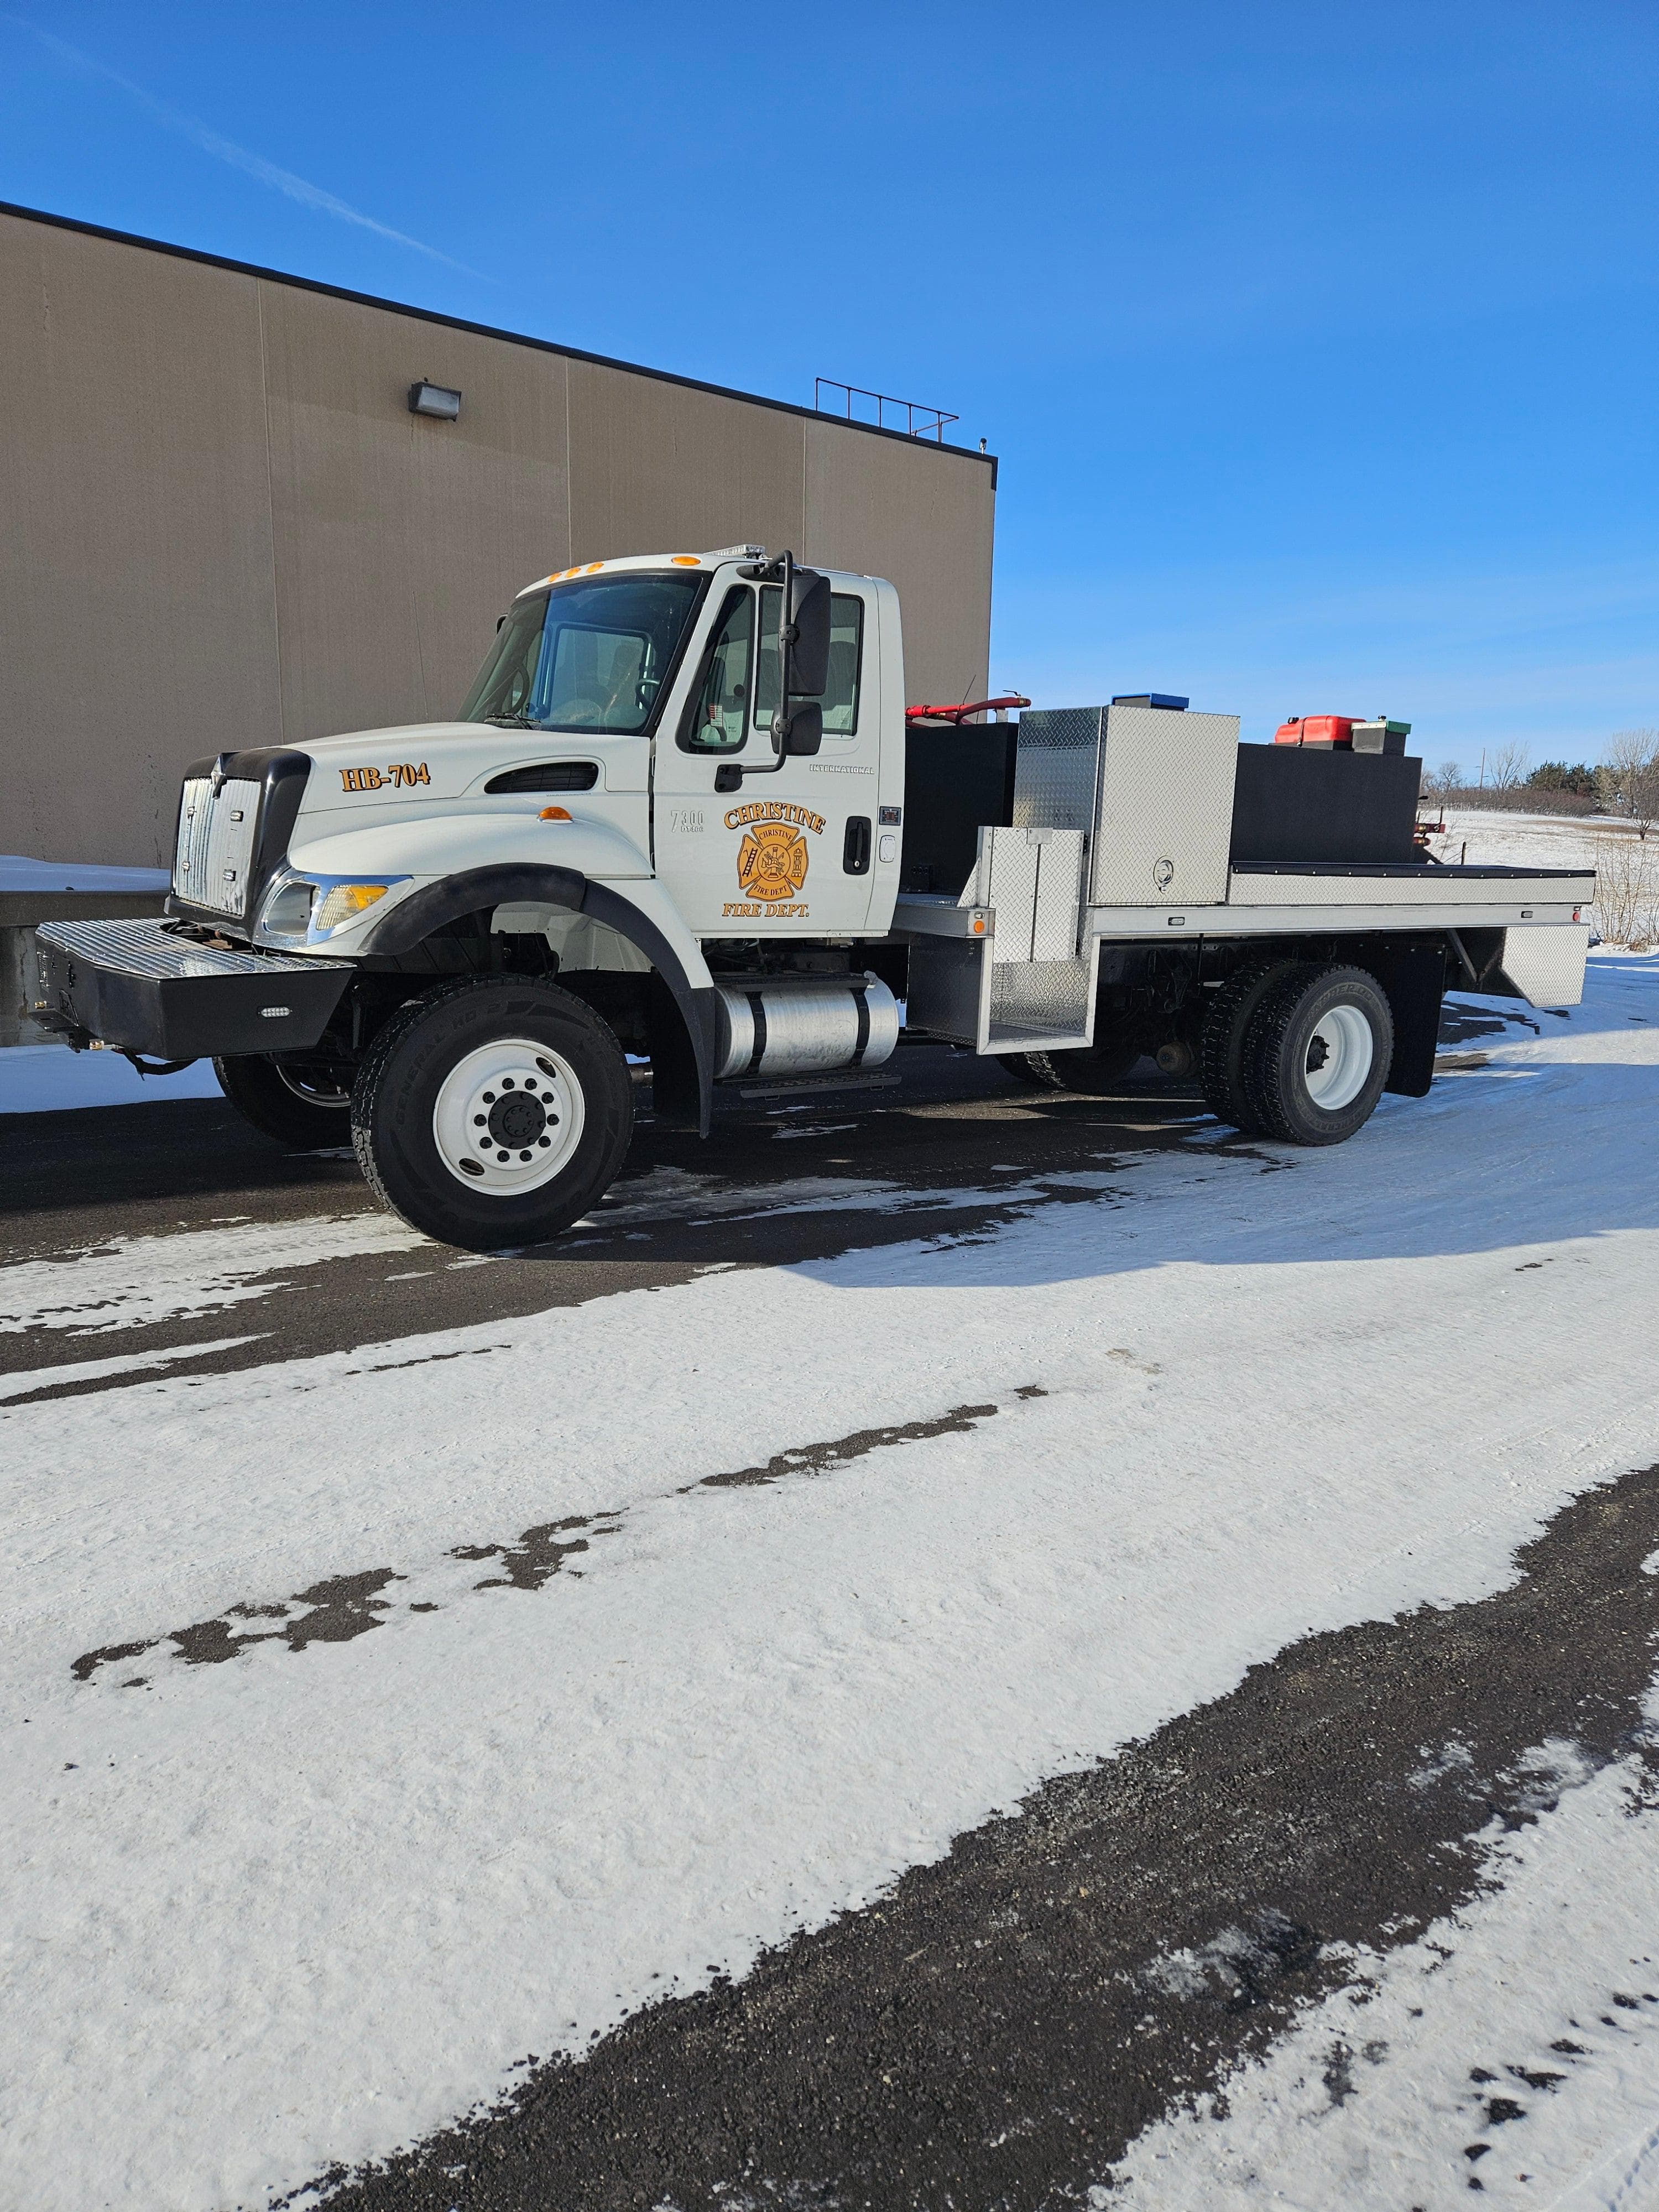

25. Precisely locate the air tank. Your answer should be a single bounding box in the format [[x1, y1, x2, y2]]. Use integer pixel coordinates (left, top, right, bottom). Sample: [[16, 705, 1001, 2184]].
[[713, 973, 900, 1082]]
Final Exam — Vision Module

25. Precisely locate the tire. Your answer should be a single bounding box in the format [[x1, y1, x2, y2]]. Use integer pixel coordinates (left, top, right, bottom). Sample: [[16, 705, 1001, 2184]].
[[1243, 964, 1394, 1146], [996, 1035, 1144, 1093], [215, 1052, 354, 1149], [1198, 959, 1303, 1134], [349, 976, 634, 1251]]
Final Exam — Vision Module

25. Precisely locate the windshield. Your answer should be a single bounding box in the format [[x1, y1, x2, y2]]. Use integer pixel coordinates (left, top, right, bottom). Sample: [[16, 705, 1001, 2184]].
[[461, 572, 705, 734]]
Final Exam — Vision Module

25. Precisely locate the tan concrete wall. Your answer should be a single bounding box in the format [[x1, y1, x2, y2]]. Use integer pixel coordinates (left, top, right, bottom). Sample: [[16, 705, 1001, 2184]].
[[803, 418, 996, 708], [0, 208, 996, 867], [0, 217, 283, 867]]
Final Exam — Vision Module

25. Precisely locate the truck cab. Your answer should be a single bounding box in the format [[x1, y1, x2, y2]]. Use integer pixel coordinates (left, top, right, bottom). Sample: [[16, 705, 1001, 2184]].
[[258, 549, 905, 961]]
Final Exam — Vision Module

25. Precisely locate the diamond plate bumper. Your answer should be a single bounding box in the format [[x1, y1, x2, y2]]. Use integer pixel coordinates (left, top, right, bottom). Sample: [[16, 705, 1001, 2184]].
[[34, 919, 352, 1061]]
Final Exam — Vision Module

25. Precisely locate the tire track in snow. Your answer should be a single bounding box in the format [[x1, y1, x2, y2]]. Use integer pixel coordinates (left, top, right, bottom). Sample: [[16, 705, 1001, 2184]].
[[67, 1395, 1042, 1688], [307, 1457, 1659, 2212]]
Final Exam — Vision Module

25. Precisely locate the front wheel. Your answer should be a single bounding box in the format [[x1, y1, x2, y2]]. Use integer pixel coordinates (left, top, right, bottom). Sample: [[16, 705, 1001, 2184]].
[[215, 1053, 353, 1149], [351, 977, 634, 1250], [1244, 964, 1394, 1145]]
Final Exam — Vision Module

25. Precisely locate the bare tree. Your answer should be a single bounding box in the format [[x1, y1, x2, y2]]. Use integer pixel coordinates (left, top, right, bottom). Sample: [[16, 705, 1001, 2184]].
[[1596, 728, 1659, 839], [1484, 739, 1531, 794], [1593, 831, 1659, 945], [1428, 761, 1462, 802]]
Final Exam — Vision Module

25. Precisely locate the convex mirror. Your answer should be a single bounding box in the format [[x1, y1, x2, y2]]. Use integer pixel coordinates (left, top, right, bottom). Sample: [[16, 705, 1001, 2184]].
[[785, 568, 831, 698], [783, 702, 822, 755]]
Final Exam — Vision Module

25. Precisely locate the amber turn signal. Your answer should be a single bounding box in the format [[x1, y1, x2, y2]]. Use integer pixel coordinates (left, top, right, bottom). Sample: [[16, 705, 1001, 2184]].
[[539, 806, 573, 822]]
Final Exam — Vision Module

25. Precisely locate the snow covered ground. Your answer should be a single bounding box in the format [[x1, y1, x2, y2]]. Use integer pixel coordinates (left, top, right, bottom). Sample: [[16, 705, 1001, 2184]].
[[2, 953, 1658, 2208], [1114, 1748, 1659, 2208], [1423, 806, 1619, 875]]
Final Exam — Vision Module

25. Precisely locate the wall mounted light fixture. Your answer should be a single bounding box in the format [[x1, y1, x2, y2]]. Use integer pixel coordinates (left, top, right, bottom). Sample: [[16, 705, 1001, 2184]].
[[408, 380, 461, 420]]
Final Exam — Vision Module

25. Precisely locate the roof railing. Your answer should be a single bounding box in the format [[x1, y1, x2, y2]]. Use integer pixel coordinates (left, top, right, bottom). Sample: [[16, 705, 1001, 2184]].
[[814, 378, 959, 444]]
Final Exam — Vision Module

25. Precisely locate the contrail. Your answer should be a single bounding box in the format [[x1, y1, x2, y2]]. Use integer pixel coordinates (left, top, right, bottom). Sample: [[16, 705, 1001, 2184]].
[[7, 17, 480, 275]]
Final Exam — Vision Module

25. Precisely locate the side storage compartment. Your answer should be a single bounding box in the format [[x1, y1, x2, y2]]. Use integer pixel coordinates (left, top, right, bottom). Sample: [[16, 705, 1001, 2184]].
[[1010, 702, 1238, 909], [904, 826, 1101, 1054], [1091, 704, 1239, 907]]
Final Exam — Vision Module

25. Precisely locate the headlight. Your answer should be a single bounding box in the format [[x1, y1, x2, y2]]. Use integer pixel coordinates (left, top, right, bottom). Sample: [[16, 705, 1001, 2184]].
[[253, 873, 410, 947], [313, 882, 393, 933], [255, 874, 316, 945]]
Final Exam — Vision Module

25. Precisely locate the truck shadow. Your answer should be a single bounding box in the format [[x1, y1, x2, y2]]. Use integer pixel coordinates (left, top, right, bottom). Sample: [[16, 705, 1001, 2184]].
[[4, 991, 1653, 1316]]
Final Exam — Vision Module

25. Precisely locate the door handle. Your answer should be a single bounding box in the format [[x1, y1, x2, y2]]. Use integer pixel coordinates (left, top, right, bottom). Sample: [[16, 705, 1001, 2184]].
[[843, 816, 872, 875]]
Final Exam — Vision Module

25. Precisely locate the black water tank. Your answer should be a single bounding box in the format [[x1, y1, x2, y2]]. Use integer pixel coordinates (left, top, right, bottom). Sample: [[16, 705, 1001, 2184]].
[[1229, 747, 1422, 866]]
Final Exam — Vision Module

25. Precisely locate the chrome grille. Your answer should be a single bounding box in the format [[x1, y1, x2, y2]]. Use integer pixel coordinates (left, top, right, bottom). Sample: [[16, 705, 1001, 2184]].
[[173, 776, 261, 916]]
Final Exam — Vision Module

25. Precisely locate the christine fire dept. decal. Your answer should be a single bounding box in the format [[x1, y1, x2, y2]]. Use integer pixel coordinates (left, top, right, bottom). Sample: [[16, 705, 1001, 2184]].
[[722, 800, 825, 919]]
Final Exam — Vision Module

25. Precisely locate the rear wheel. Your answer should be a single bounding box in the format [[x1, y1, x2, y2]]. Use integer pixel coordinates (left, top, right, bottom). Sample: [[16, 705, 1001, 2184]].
[[351, 976, 634, 1250], [1199, 959, 1310, 1134], [1244, 964, 1393, 1145], [214, 1053, 353, 1149]]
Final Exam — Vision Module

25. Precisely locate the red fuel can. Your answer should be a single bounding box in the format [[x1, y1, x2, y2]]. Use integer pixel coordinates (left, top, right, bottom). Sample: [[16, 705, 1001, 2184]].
[[1275, 715, 1359, 747]]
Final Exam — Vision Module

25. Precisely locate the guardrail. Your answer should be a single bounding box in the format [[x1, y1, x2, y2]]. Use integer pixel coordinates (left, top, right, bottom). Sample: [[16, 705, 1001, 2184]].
[[813, 378, 959, 443]]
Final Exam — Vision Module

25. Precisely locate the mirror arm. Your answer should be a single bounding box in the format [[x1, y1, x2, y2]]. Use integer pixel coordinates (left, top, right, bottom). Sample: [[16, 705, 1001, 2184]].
[[770, 548, 796, 750], [714, 550, 802, 789]]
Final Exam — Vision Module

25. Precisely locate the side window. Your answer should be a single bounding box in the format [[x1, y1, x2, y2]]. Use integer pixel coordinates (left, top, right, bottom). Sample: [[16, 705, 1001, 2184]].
[[822, 594, 864, 735], [681, 589, 754, 752], [754, 589, 865, 736]]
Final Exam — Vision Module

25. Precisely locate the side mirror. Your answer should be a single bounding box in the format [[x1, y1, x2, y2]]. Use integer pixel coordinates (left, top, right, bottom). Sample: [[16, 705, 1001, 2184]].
[[782, 702, 823, 757], [785, 569, 831, 697]]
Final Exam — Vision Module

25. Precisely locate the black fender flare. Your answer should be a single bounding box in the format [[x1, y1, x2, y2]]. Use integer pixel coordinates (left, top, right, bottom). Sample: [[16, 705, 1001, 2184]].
[[359, 864, 717, 1134]]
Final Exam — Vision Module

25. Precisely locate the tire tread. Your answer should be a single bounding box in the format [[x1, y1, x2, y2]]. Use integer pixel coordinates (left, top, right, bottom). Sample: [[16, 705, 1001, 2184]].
[[1199, 959, 1302, 1133], [1248, 963, 1393, 1145], [349, 976, 633, 1248]]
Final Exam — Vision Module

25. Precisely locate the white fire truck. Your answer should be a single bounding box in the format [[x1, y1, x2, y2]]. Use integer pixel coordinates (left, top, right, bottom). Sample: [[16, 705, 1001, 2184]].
[[36, 547, 1593, 1250]]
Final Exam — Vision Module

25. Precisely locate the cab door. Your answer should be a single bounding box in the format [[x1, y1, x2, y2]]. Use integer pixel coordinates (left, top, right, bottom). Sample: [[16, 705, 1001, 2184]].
[[653, 579, 879, 939]]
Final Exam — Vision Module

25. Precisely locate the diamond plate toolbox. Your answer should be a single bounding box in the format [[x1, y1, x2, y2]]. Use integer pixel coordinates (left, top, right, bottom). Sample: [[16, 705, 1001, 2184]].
[[1090, 706, 1238, 909]]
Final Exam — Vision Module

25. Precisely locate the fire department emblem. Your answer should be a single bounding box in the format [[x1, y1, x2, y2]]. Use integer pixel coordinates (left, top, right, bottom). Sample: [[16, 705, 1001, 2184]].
[[737, 821, 811, 903]]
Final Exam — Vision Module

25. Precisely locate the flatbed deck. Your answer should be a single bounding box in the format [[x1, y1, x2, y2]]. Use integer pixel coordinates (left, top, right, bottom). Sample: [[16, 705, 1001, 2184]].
[[893, 861, 1594, 947]]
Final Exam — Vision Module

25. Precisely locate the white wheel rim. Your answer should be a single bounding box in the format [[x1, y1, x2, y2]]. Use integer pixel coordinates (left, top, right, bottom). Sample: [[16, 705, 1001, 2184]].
[[432, 1037, 586, 1196], [1302, 1001, 1375, 1112]]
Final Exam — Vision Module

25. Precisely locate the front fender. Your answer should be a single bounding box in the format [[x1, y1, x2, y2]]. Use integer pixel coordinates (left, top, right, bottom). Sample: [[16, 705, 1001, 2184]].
[[348, 862, 720, 1139]]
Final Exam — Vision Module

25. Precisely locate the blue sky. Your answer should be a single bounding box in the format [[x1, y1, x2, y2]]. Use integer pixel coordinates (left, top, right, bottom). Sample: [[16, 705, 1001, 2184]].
[[3, 1, 1656, 771]]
